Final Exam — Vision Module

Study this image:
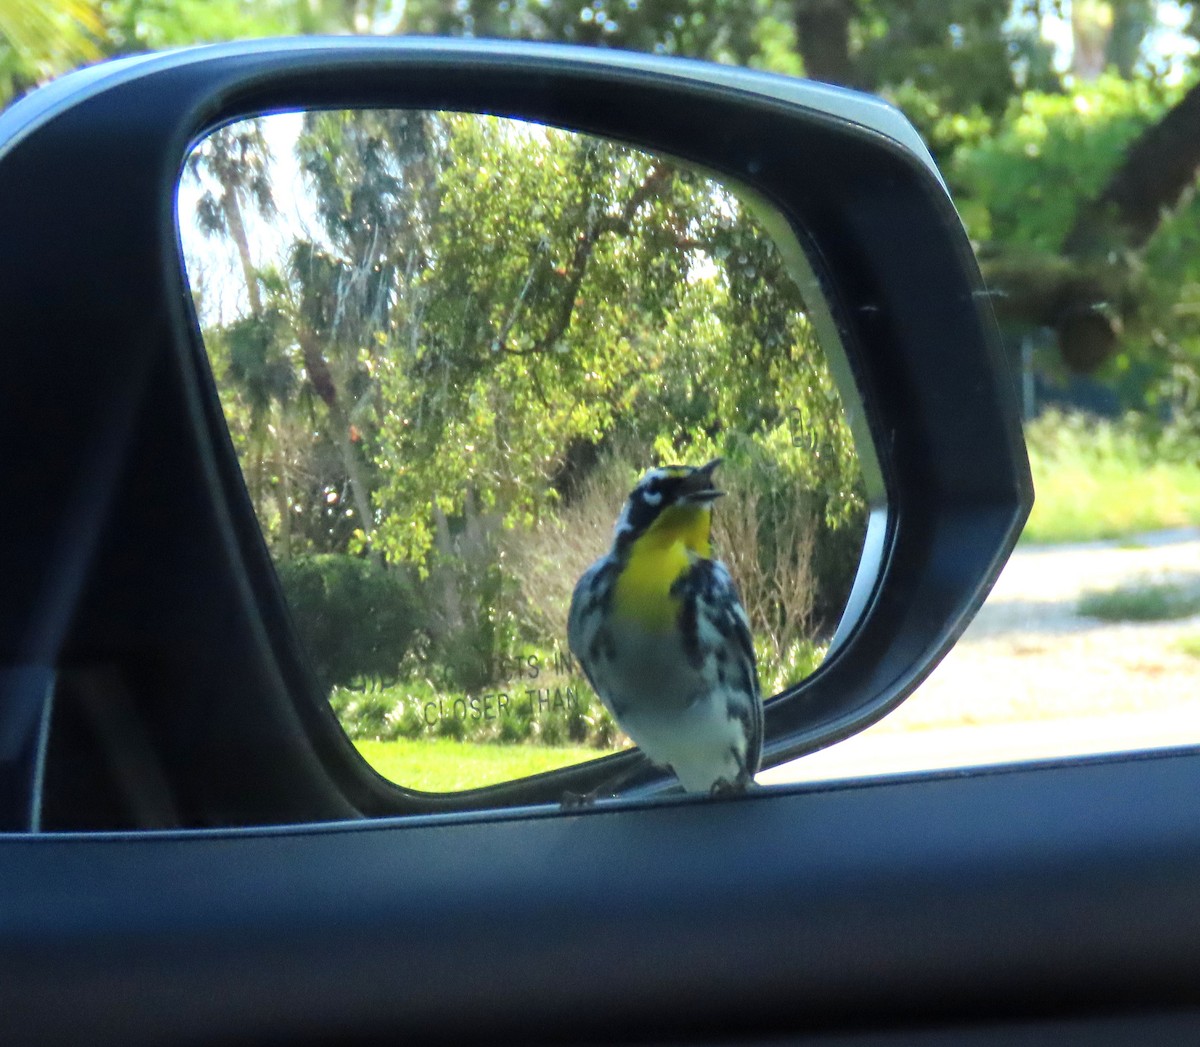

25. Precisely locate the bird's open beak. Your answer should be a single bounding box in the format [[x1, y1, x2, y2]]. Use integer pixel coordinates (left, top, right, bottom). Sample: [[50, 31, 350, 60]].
[[682, 457, 725, 503]]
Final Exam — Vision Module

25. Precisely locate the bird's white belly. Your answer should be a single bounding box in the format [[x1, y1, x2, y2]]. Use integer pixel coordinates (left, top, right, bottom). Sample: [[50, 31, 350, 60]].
[[597, 620, 741, 792], [603, 619, 697, 708], [620, 691, 745, 794]]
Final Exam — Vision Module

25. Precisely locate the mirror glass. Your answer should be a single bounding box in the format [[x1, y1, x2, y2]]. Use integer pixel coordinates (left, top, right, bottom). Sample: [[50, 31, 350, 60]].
[[178, 110, 867, 794]]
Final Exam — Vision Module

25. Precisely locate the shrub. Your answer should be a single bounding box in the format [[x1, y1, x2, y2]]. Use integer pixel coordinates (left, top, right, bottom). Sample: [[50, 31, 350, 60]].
[[327, 647, 624, 750], [1023, 410, 1200, 544], [277, 553, 421, 690], [328, 688, 394, 740], [712, 461, 817, 684], [1078, 580, 1200, 623], [422, 492, 528, 692]]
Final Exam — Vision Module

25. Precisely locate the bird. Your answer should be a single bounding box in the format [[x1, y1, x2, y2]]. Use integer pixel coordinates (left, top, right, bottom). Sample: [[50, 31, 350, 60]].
[[567, 458, 762, 796]]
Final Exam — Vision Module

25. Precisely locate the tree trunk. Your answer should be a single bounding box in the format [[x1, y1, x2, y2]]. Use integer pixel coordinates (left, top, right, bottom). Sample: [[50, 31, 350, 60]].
[[1065, 78, 1200, 256], [328, 396, 375, 545], [986, 77, 1200, 373], [221, 185, 264, 317], [1106, 0, 1153, 79], [793, 0, 856, 86], [296, 327, 375, 551], [1071, 0, 1113, 82], [272, 410, 293, 561]]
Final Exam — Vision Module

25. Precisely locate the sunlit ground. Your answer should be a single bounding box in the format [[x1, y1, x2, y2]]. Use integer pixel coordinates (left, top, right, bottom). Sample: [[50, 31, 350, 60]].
[[763, 527, 1200, 785]]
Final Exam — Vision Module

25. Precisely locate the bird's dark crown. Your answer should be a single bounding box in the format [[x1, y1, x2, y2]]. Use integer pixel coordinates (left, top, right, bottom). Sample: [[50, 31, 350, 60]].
[[611, 458, 724, 553]]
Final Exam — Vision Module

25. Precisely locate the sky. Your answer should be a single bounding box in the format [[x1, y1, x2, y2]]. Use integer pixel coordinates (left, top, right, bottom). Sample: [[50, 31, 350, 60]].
[[1038, 1, 1198, 82]]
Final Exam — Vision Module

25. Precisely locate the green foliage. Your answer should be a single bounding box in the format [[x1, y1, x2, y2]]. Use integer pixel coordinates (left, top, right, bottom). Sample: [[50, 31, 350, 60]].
[[98, 0, 291, 53], [403, 0, 762, 65], [863, 2, 1020, 121], [749, 15, 804, 77], [1175, 634, 1200, 659], [951, 74, 1183, 251], [276, 554, 421, 690], [756, 636, 826, 698], [219, 310, 297, 418], [1023, 410, 1200, 544], [946, 73, 1200, 415], [0, 0, 101, 105], [328, 647, 622, 750], [635, 233, 863, 538], [1135, 175, 1200, 419], [946, 73, 1200, 416], [1078, 581, 1200, 622], [366, 115, 729, 567]]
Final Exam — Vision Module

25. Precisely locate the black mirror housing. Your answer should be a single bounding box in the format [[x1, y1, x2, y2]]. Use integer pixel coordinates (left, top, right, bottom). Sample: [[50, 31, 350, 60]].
[[0, 39, 1030, 826]]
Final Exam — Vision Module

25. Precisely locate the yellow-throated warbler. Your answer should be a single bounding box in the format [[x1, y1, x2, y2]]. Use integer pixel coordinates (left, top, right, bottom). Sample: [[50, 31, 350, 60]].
[[568, 458, 762, 794]]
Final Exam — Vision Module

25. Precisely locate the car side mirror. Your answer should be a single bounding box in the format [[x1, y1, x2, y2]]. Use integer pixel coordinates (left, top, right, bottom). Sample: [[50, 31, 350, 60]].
[[0, 39, 1031, 828]]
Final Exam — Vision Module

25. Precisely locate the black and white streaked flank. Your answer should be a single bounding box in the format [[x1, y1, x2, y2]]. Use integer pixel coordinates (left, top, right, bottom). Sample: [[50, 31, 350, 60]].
[[568, 459, 763, 795]]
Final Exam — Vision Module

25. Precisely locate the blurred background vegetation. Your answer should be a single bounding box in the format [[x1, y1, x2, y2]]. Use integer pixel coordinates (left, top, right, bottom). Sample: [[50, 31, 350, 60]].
[[9, 2, 1200, 426], [8, 1, 1200, 786]]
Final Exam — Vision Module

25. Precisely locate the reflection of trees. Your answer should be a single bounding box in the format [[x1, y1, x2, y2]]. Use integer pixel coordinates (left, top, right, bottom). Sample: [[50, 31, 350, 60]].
[[187, 122, 303, 556], [181, 111, 860, 571], [188, 123, 276, 316], [287, 110, 439, 551]]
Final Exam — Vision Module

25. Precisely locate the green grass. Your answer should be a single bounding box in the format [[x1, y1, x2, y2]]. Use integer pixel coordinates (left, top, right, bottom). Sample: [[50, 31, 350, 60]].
[[1174, 634, 1200, 659], [1021, 411, 1200, 544], [1077, 581, 1200, 622], [354, 737, 618, 793]]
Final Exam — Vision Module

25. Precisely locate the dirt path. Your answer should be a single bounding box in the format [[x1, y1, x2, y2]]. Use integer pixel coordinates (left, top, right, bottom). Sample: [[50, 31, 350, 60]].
[[878, 527, 1200, 732]]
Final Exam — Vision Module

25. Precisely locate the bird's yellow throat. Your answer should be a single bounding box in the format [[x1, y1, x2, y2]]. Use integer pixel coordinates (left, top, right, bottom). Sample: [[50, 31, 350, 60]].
[[613, 505, 713, 630]]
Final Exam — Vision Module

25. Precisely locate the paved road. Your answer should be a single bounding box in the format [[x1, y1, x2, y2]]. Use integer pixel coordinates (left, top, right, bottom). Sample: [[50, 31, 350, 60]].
[[760, 709, 1198, 785], [764, 528, 1200, 785]]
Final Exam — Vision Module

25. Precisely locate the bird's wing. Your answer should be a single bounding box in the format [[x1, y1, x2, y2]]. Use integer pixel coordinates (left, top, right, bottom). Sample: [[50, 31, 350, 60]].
[[675, 559, 763, 777], [567, 556, 617, 698]]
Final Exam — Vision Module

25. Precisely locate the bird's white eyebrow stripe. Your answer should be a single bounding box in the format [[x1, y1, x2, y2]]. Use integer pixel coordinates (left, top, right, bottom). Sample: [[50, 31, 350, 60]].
[[612, 499, 634, 538]]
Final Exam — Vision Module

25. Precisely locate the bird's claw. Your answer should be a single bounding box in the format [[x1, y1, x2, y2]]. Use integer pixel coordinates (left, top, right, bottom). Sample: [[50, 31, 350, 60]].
[[560, 789, 598, 810], [709, 775, 757, 798]]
